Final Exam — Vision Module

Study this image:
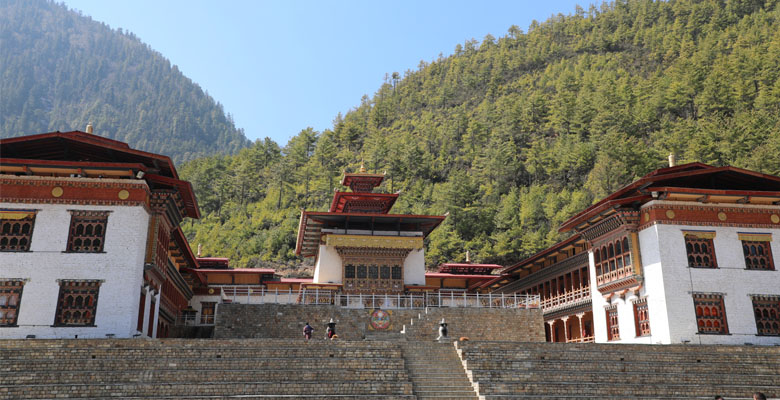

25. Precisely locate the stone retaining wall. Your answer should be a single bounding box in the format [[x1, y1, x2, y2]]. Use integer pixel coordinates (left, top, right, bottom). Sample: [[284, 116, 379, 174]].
[[214, 304, 544, 341]]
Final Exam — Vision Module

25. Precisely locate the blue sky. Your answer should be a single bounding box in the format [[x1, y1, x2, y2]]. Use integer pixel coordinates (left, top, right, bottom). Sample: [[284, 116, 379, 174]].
[[62, 0, 587, 145]]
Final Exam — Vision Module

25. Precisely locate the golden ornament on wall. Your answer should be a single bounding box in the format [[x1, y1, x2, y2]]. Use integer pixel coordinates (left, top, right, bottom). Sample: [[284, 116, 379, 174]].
[[717, 212, 727, 221], [51, 187, 64, 197], [644, 212, 649, 222], [771, 214, 780, 224], [208, 288, 215, 294], [118, 189, 130, 200], [665, 210, 675, 219]]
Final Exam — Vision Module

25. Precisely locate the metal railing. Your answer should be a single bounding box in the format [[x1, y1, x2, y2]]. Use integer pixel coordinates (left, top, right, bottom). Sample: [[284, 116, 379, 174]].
[[218, 287, 540, 310], [175, 313, 214, 326]]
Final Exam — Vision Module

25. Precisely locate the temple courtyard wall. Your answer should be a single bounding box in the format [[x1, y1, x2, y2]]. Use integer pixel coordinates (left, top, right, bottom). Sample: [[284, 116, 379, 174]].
[[214, 303, 545, 342]]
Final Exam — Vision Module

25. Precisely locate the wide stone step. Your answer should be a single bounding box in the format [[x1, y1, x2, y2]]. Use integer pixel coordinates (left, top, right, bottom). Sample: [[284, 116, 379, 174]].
[[0, 381, 414, 399], [459, 350, 780, 364], [474, 381, 776, 397], [0, 347, 402, 360], [469, 370, 779, 386], [0, 357, 406, 373], [0, 368, 410, 386], [463, 359, 780, 375]]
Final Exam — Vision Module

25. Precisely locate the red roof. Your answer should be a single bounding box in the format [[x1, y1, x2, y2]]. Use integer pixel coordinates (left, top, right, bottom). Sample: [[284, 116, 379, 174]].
[[438, 263, 502, 274], [425, 272, 498, 280], [0, 131, 200, 219], [195, 268, 276, 274], [329, 191, 398, 213], [559, 163, 780, 232], [264, 278, 314, 283]]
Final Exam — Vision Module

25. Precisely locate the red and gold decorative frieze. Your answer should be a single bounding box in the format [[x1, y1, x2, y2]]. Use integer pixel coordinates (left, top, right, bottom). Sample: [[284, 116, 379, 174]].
[[640, 203, 780, 230], [0, 176, 150, 210]]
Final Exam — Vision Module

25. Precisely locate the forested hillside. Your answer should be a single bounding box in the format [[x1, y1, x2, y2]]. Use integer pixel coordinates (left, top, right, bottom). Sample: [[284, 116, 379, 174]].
[[181, 0, 780, 272], [0, 0, 249, 162]]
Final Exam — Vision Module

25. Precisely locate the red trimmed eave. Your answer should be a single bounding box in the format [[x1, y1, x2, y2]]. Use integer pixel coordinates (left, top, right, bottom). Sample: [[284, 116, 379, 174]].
[[438, 263, 503, 273], [501, 234, 582, 275], [0, 131, 179, 179], [195, 268, 276, 274], [295, 209, 308, 256], [172, 227, 199, 269], [144, 174, 200, 219], [644, 186, 780, 199], [472, 274, 512, 290], [560, 163, 780, 232], [329, 191, 399, 213], [180, 267, 207, 287], [559, 194, 651, 233], [0, 158, 150, 174], [263, 278, 314, 284], [340, 173, 385, 187], [425, 272, 499, 280]]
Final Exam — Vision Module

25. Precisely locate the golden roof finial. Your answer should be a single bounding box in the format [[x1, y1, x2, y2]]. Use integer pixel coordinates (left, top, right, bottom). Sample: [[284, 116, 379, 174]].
[[359, 157, 367, 173]]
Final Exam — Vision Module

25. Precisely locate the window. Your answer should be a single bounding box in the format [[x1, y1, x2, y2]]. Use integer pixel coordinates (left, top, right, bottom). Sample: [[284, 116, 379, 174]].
[[685, 235, 717, 268], [751, 295, 780, 336], [368, 265, 378, 279], [692, 293, 728, 334], [344, 265, 355, 279], [391, 266, 402, 280], [357, 265, 367, 279], [66, 211, 109, 253], [594, 237, 632, 284], [54, 280, 101, 326], [742, 241, 774, 271], [0, 212, 36, 252], [633, 298, 651, 337], [380, 266, 390, 279], [606, 305, 620, 341], [200, 302, 215, 324], [0, 280, 24, 326]]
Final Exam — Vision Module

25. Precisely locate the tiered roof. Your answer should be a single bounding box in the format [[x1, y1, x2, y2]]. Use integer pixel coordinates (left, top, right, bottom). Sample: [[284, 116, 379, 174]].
[[295, 164, 445, 257]]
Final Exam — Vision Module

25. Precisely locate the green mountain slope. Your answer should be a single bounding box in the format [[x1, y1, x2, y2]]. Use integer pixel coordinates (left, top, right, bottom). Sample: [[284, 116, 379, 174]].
[[0, 0, 249, 163], [184, 0, 779, 271]]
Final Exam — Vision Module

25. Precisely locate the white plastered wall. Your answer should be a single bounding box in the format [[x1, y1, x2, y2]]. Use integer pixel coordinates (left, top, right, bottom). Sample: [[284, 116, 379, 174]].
[[653, 221, 780, 345], [313, 245, 342, 284], [403, 249, 426, 286], [0, 203, 149, 339]]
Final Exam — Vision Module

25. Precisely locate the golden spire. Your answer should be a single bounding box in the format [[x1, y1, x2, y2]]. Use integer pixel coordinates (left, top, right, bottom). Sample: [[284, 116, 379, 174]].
[[359, 157, 367, 173]]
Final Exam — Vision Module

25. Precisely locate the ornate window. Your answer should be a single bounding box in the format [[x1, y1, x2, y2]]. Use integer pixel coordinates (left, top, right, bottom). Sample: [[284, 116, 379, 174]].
[[344, 265, 356, 279], [606, 305, 620, 341], [54, 280, 101, 326], [200, 302, 216, 324], [684, 234, 717, 268], [742, 241, 774, 271], [633, 297, 651, 337], [594, 237, 632, 285], [66, 211, 109, 253], [692, 293, 728, 334], [751, 295, 780, 336], [392, 266, 402, 280], [0, 280, 25, 326], [0, 211, 36, 252]]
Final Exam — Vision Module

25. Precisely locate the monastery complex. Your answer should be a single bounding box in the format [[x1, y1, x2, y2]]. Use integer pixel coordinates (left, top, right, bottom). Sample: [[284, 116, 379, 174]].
[[1, 129, 779, 399]]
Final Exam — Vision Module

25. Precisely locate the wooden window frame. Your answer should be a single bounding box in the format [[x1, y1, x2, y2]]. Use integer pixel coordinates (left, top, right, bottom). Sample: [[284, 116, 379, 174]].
[[0, 280, 25, 327], [66, 211, 109, 253], [633, 297, 651, 337], [595, 236, 632, 286], [0, 212, 36, 252], [692, 293, 728, 335], [742, 241, 775, 271], [606, 305, 620, 341], [751, 295, 780, 336], [54, 280, 101, 327], [200, 302, 216, 324], [684, 235, 718, 269]]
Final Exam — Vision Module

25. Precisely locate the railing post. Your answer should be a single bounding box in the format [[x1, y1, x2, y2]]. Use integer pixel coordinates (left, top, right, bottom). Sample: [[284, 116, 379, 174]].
[[501, 293, 505, 308], [275, 288, 278, 304], [247, 287, 250, 304], [476, 291, 480, 307], [462, 291, 466, 307], [316, 288, 319, 305], [438, 291, 441, 308], [514, 292, 517, 308], [359, 293, 362, 309], [489, 292, 492, 308]]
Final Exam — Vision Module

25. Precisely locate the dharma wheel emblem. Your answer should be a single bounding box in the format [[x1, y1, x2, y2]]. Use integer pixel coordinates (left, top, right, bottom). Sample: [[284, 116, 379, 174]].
[[370, 309, 391, 330]]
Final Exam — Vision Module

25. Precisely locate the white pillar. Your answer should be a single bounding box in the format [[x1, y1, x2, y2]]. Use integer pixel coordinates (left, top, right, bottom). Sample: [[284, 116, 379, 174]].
[[151, 291, 161, 339], [141, 286, 152, 337]]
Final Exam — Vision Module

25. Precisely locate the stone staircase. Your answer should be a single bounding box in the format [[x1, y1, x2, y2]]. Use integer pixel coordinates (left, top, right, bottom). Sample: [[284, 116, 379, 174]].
[[402, 341, 478, 400], [0, 338, 415, 399], [456, 341, 780, 399]]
